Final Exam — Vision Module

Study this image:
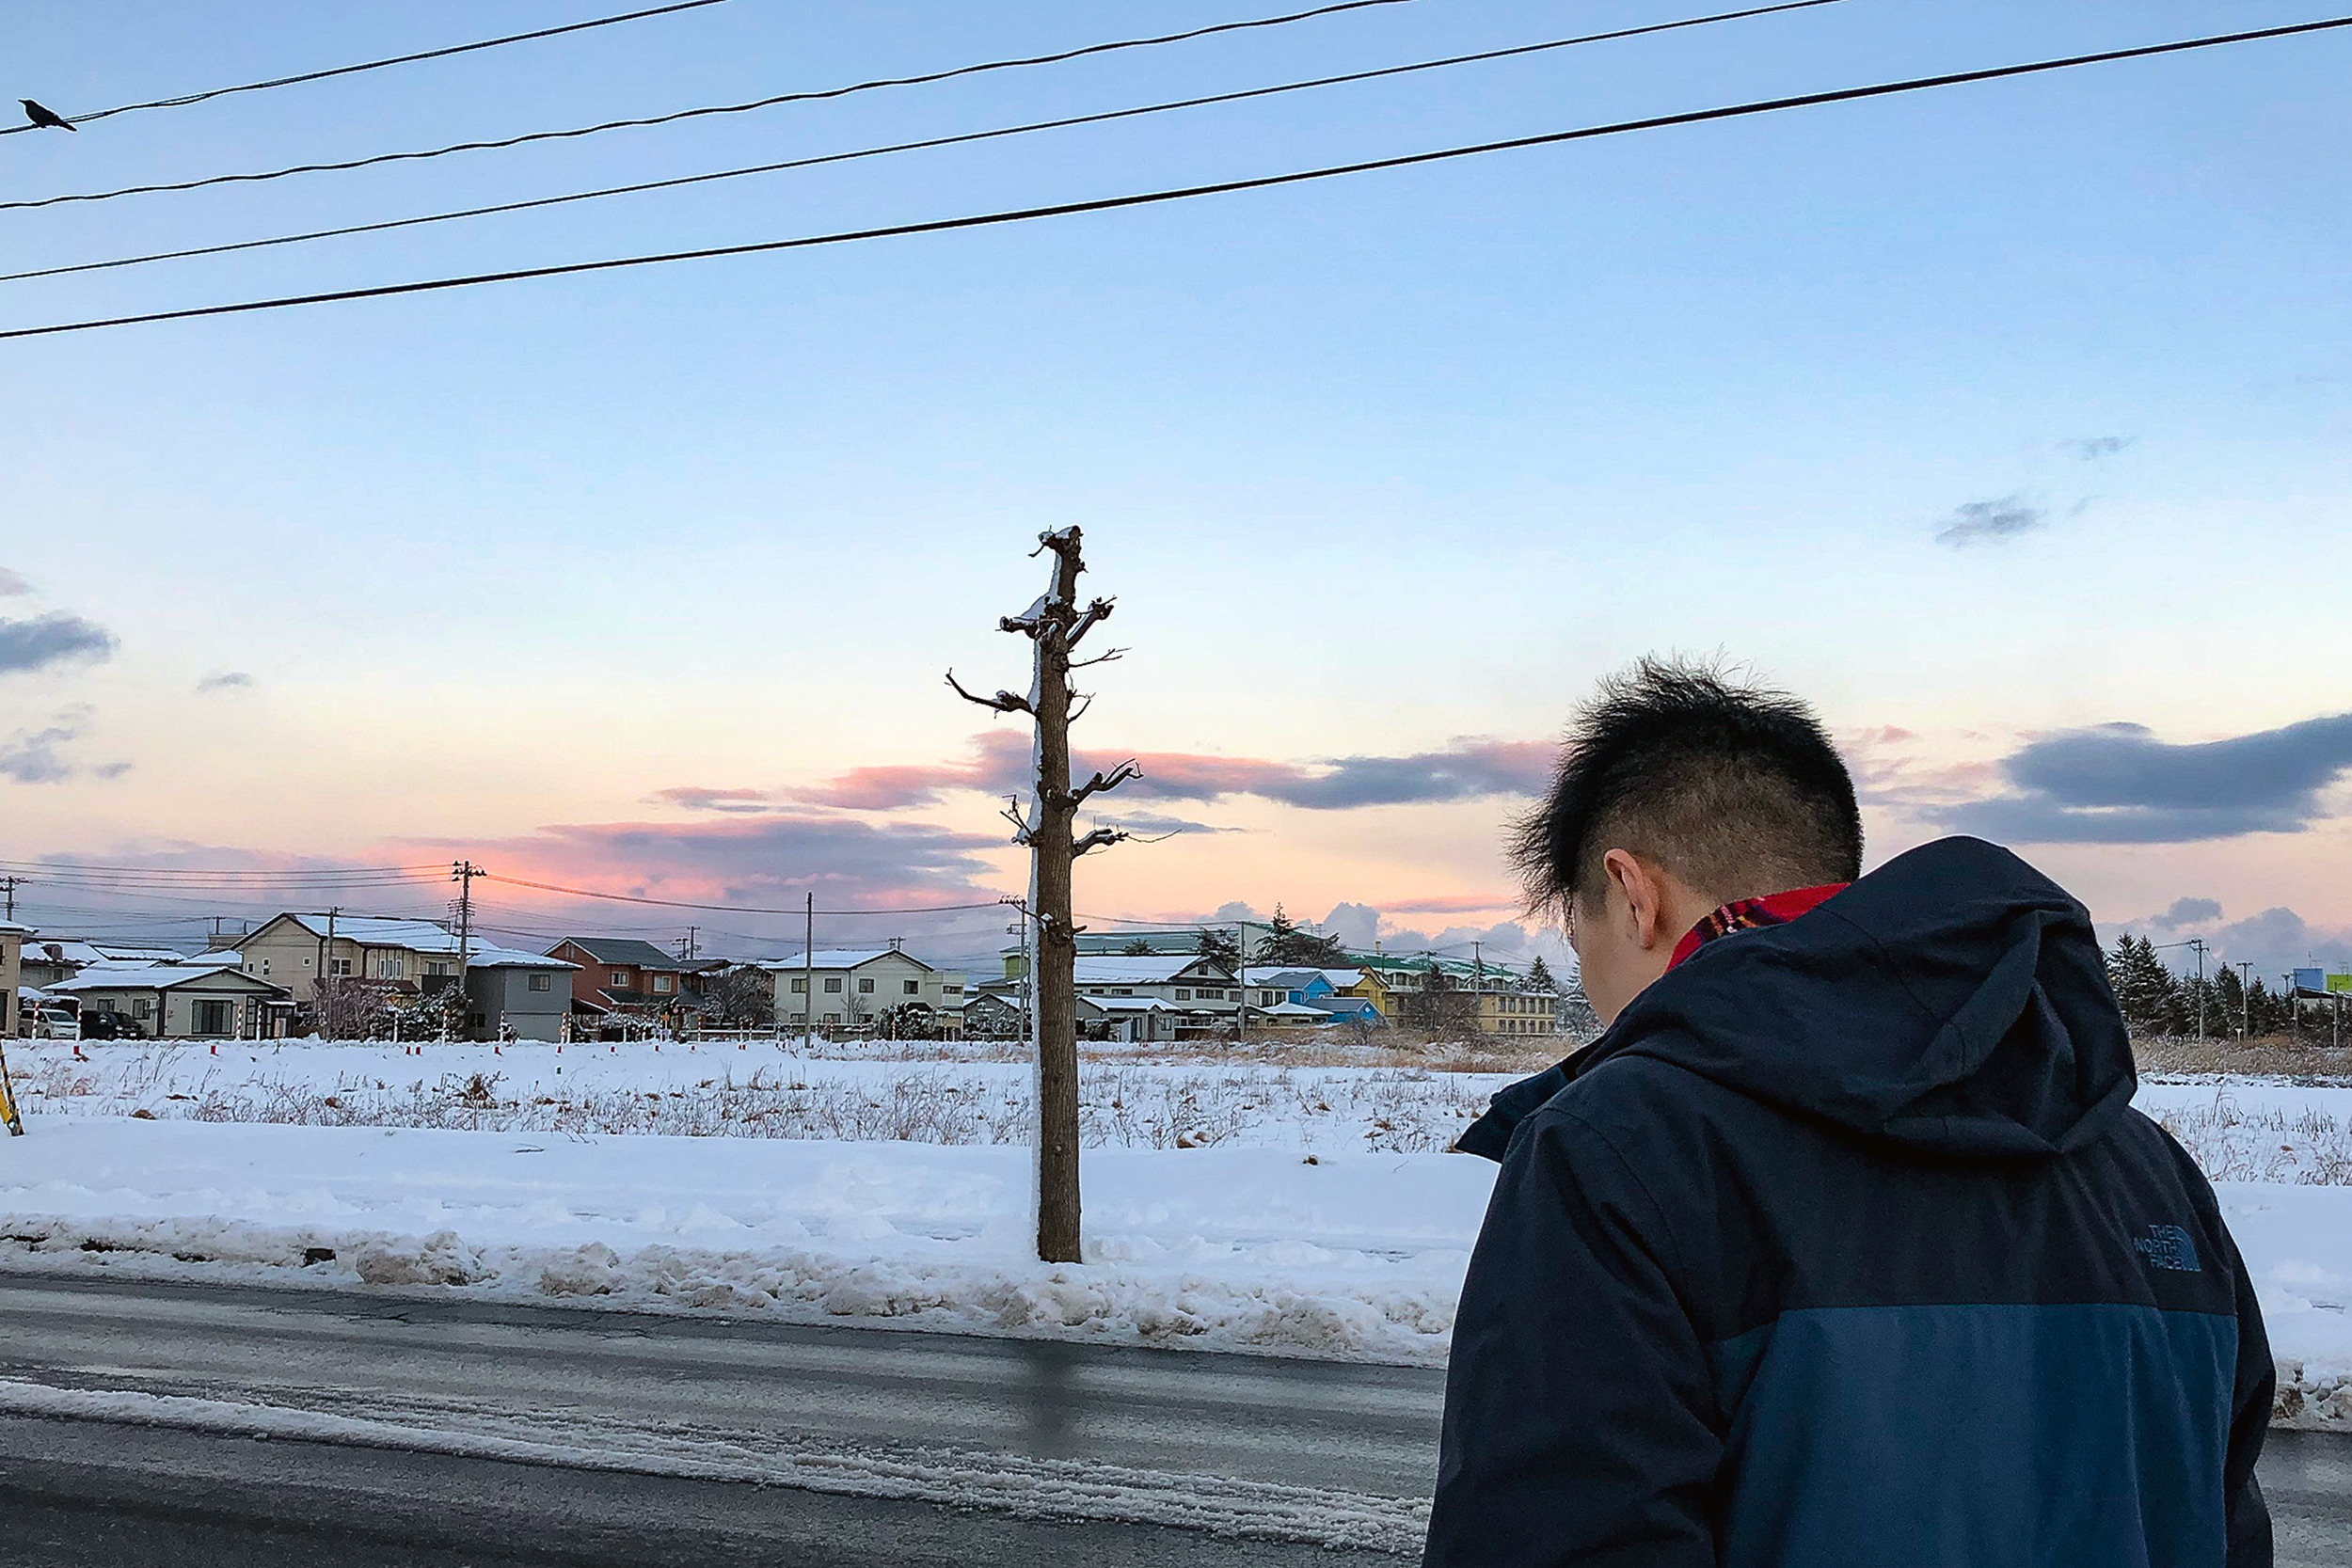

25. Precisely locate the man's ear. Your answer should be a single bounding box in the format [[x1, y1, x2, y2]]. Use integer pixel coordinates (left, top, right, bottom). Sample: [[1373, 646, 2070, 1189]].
[[1600, 848, 1666, 949]]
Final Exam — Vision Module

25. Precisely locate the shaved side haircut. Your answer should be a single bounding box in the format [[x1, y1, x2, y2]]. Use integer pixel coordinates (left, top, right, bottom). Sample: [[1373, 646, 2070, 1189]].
[[1511, 657, 1863, 920]]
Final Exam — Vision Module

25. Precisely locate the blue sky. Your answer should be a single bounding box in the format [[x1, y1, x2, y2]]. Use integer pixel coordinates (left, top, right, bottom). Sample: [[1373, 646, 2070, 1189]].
[[2, 1, 2347, 974]]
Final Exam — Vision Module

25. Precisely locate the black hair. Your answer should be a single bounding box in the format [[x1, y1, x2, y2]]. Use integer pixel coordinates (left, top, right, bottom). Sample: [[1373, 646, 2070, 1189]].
[[1509, 657, 1862, 922]]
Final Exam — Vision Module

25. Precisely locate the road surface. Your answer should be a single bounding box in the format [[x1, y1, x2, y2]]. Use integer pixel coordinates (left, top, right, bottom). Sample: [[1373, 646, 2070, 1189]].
[[0, 1274, 2340, 1565]]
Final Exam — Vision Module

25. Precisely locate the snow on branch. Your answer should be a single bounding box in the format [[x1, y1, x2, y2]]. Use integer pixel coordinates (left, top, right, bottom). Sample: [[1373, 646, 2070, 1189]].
[[1073, 826, 1130, 858], [1068, 760, 1140, 809]]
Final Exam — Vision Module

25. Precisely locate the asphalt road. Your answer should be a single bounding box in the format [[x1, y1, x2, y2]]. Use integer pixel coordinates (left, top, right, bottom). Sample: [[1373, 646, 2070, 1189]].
[[0, 1274, 2340, 1565]]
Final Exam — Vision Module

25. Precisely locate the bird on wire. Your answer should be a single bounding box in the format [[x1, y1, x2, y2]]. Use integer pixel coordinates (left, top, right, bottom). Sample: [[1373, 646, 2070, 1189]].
[[21, 99, 76, 131]]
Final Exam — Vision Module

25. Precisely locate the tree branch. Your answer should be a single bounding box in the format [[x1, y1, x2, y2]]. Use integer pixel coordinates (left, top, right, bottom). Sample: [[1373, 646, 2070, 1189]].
[[1069, 760, 1141, 809], [1068, 645, 1126, 671], [1072, 826, 1129, 858], [946, 669, 1032, 716], [999, 796, 1035, 847], [1067, 596, 1115, 649]]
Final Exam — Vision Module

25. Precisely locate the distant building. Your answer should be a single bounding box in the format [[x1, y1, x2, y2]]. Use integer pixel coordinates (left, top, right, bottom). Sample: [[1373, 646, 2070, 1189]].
[[17, 938, 195, 990], [236, 913, 469, 994], [48, 963, 290, 1039], [465, 947, 579, 1042], [544, 938, 700, 1032], [757, 942, 967, 1035], [0, 921, 24, 1037]]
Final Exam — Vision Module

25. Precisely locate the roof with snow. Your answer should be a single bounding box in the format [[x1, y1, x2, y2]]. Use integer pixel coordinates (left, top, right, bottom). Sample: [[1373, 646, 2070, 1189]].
[[1073, 955, 1229, 985], [266, 914, 464, 954], [1242, 967, 1362, 990], [757, 948, 937, 973], [50, 964, 287, 994], [1089, 995, 1184, 1013], [469, 945, 579, 970], [548, 937, 680, 968]]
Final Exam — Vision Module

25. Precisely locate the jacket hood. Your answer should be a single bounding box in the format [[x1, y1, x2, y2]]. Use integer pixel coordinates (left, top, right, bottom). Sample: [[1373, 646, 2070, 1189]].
[[1459, 836, 2137, 1162]]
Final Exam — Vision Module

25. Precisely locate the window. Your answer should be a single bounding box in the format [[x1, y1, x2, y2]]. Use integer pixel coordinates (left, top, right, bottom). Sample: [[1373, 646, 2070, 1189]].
[[790, 978, 806, 993], [823, 978, 842, 993], [261, 958, 271, 976], [902, 979, 919, 995], [425, 961, 451, 977], [1115, 988, 1134, 996], [652, 974, 675, 993], [374, 957, 401, 978], [1174, 989, 1190, 1001], [193, 999, 232, 1036], [789, 1008, 806, 1021], [528, 973, 552, 992], [858, 978, 876, 994], [329, 958, 353, 977], [943, 984, 962, 996], [132, 997, 153, 1019], [611, 969, 632, 987], [823, 1012, 840, 1024]]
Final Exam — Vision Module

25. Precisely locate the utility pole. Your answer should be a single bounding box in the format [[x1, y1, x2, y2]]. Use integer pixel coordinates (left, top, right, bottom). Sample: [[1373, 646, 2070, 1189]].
[[949, 527, 1137, 1264], [1235, 919, 1248, 1046], [2188, 937, 2209, 1042], [451, 862, 479, 1039], [803, 893, 816, 1048], [1, 876, 22, 921], [2237, 961, 2254, 1040]]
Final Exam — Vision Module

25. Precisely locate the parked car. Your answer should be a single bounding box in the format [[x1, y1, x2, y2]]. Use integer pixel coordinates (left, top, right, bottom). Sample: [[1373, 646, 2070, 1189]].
[[31, 1006, 79, 1040], [76, 1010, 146, 1040]]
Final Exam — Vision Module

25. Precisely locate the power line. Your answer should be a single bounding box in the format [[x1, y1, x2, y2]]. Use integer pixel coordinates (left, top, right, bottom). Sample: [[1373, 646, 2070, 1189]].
[[0, 858, 446, 877], [0, 1, 1838, 289], [480, 871, 1009, 916], [0, 0, 1422, 212], [10, 13, 2344, 342], [0, 1, 737, 136]]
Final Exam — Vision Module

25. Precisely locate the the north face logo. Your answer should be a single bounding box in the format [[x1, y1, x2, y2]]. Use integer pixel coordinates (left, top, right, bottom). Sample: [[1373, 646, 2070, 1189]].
[[2133, 1224, 2200, 1273]]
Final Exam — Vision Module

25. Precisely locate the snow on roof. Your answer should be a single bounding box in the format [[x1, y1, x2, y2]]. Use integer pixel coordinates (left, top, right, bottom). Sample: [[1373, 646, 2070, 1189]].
[[1089, 995, 1183, 1012], [469, 944, 580, 970], [50, 963, 283, 993], [271, 913, 464, 954], [0, 920, 28, 936], [757, 948, 936, 973], [548, 937, 679, 968], [1073, 955, 1223, 985], [1242, 967, 1362, 989]]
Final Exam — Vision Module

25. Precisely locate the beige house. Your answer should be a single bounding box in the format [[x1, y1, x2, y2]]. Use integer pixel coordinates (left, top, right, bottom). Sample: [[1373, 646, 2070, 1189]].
[[758, 943, 967, 1033], [0, 920, 24, 1037], [49, 962, 289, 1038], [236, 913, 468, 994]]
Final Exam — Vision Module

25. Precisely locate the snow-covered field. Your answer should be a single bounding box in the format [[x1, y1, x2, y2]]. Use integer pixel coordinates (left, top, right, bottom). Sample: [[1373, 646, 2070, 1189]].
[[2, 1040, 2346, 1426]]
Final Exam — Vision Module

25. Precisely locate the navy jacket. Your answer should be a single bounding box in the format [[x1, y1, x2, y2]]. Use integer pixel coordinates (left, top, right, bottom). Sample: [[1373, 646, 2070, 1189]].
[[1424, 837, 2271, 1568]]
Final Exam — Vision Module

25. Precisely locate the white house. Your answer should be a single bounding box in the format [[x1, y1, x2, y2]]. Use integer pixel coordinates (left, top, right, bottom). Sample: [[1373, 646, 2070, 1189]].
[[758, 943, 968, 1034], [49, 963, 290, 1039]]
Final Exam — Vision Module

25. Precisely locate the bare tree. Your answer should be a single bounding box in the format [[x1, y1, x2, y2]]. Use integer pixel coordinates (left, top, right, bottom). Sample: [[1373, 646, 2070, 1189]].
[[948, 527, 1137, 1263]]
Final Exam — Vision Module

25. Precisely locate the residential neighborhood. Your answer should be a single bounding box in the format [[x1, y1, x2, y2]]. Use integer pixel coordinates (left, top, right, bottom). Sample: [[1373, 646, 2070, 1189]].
[[6, 905, 1567, 1044]]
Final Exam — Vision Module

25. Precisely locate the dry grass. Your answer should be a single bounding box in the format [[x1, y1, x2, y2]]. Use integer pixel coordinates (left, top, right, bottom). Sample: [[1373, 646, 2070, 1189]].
[[2145, 1092, 2352, 1185], [2134, 1036, 2352, 1084]]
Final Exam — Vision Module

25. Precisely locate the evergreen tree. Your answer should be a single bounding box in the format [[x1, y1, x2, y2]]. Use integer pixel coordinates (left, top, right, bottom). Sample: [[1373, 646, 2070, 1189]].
[[1195, 927, 1241, 972], [1558, 978, 1601, 1037], [1121, 939, 1154, 957], [2110, 935, 2177, 1037], [2214, 965, 2247, 1038], [1526, 954, 1559, 994], [1255, 903, 1349, 968]]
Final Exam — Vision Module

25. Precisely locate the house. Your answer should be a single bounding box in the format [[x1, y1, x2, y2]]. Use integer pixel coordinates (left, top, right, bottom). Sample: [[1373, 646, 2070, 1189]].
[[0, 921, 23, 1037], [758, 942, 968, 1035], [1348, 954, 1559, 1037], [544, 938, 699, 1029], [48, 963, 290, 1039], [17, 938, 195, 990], [463, 946, 579, 1042], [236, 913, 469, 995]]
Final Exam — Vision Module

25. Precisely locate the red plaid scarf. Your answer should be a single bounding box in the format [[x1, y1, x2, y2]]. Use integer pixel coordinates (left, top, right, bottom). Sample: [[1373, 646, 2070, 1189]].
[[1667, 882, 1848, 971]]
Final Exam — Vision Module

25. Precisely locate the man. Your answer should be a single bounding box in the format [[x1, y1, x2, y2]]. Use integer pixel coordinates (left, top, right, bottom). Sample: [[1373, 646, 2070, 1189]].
[[1424, 658, 2271, 1567]]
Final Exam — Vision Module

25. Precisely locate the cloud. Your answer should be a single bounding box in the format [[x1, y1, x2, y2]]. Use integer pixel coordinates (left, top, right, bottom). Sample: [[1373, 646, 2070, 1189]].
[[650, 786, 776, 815], [195, 671, 254, 694], [1934, 495, 2047, 547], [1085, 811, 1235, 837], [787, 733, 1552, 814], [0, 568, 30, 597], [0, 706, 131, 784], [2154, 896, 2223, 928], [1933, 711, 2352, 843], [2063, 436, 2136, 460], [0, 611, 117, 675], [2122, 903, 2352, 980]]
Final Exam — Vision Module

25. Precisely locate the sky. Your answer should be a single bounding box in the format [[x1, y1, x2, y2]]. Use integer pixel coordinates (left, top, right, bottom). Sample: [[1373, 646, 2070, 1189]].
[[2, 0, 2348, 977]]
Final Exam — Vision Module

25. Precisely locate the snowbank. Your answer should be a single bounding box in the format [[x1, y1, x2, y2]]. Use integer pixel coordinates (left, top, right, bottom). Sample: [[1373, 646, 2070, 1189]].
[[0, 1117, 1486, 1365]]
